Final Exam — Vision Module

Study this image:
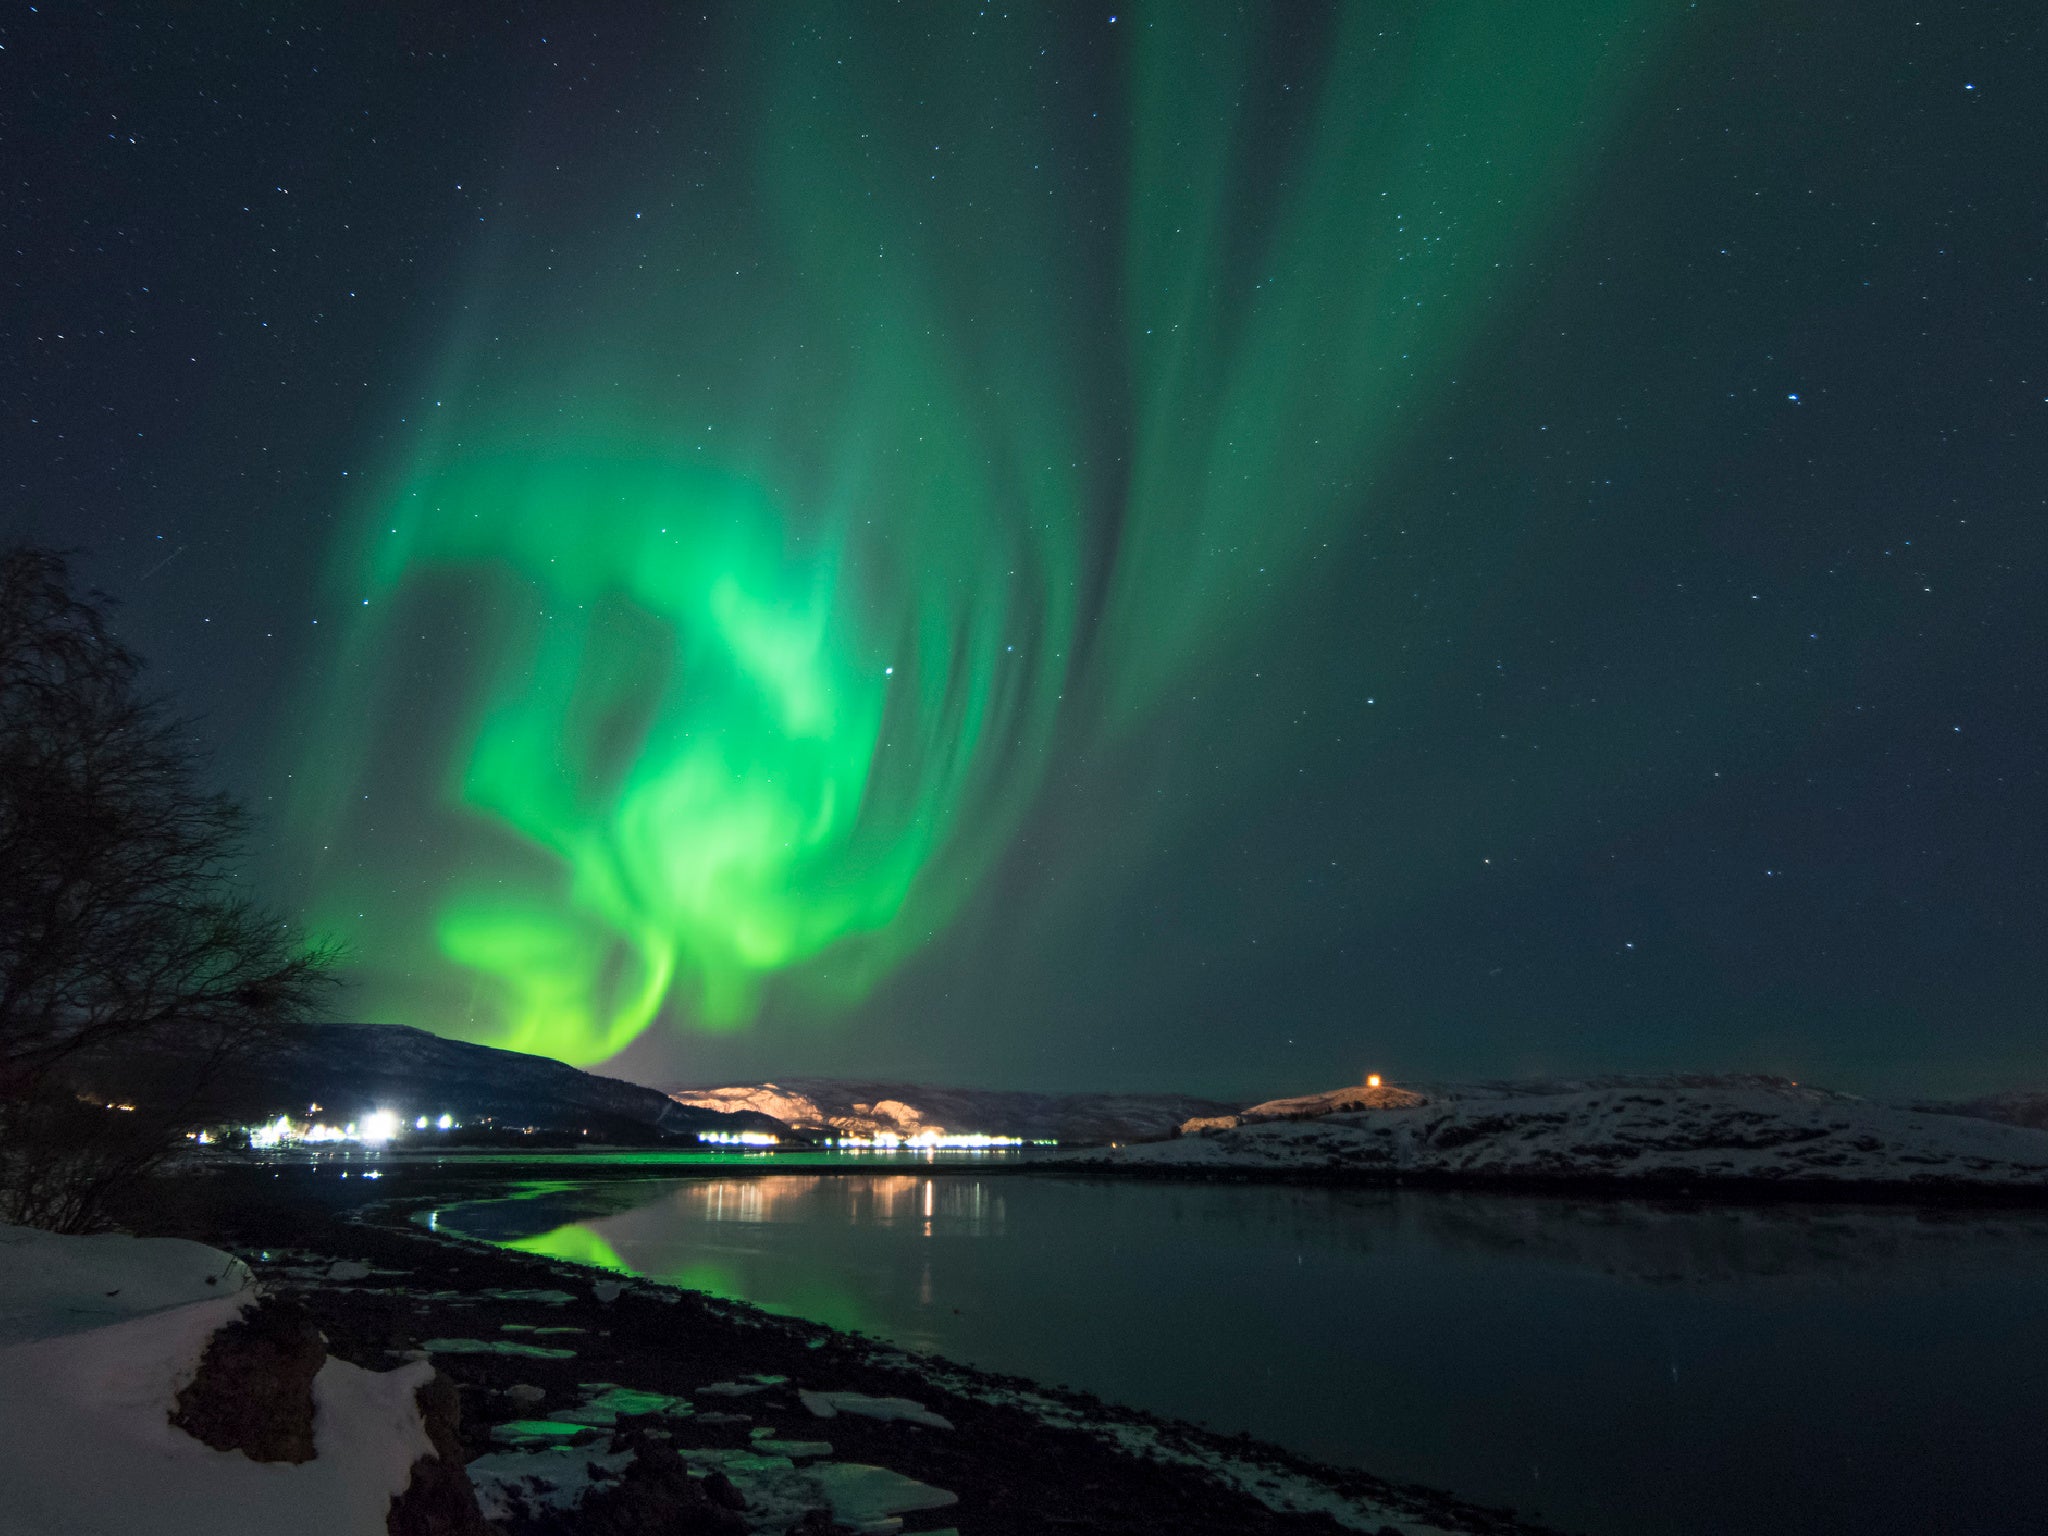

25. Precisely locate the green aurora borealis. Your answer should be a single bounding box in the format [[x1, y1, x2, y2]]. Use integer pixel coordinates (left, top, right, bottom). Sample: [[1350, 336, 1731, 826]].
[[292, 2, 1662, 1067], [15, 0, 2047, 1096]]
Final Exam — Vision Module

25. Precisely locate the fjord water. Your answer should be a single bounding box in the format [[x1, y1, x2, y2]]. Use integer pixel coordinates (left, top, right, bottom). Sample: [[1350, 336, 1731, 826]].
[[437, 1174, 2048, 1535]]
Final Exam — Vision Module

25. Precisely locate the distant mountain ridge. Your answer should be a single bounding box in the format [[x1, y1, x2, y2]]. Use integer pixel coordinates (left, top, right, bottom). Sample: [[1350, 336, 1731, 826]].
[[666, 1077, 1240, 1143]]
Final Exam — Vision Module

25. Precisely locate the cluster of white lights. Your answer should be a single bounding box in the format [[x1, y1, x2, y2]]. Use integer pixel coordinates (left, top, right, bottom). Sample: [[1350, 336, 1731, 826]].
[[828, 1131, 1030, 1149], [700, 1130, 782, 1146], [242, 1109, 459, 1148]]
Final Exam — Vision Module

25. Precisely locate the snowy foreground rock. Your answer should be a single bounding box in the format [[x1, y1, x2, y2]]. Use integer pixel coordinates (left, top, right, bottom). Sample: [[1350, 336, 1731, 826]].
[[1064, 1076, 2048, 1191], [0, 1224, 448, 1536]]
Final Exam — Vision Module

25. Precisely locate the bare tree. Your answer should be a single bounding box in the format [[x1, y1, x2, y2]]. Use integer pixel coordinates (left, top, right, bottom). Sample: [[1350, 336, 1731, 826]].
[[0, 546, 337, 1230]]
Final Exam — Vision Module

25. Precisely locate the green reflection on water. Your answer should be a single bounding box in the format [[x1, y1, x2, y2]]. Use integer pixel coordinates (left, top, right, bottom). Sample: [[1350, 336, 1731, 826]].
[[503, 1220, 630, 1273], [490, 1221, 872, 1336]]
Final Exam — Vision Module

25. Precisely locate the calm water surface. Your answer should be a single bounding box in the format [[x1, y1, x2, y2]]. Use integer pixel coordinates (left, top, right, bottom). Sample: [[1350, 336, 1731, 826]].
[[434, 1173, 2048, 1536]]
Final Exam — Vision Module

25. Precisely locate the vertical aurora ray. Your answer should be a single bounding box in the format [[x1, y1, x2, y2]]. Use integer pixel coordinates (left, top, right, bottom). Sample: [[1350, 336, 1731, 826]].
[[1105, 0, 1658, 715], [291, 2, 1659, 1066]]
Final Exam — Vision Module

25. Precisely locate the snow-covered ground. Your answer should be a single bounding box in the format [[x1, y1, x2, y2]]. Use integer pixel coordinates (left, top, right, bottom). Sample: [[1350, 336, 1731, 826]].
[[1059, 1075, 2048, 1190], [0, 1224, 437, 1536], [0, 1224, 251, 1347], [1915, 1088, 2048, 1132]]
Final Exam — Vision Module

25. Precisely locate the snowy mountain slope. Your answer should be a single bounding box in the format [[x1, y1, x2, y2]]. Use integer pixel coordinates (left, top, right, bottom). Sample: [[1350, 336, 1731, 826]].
[[1059, 1079, 2048, 1191], [668, 1076, 1239, 1142]]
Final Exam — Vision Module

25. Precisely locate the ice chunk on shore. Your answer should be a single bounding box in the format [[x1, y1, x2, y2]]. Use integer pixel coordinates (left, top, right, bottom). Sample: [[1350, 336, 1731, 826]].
[[548, 1385, 692, 1424], [467, 1445, 633, 1521], [491, 1419, 598, 1447], [811, 1462, 959, 1527], [422, 1336, 575, 1358], [799, 1389, 954, 1429], [752, 1426, 833, 1458], [697, 1372, 787, 1396]]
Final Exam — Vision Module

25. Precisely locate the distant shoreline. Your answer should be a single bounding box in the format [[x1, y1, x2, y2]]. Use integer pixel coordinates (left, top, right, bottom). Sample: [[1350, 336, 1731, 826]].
[[200, 1143, 2048, 1208]]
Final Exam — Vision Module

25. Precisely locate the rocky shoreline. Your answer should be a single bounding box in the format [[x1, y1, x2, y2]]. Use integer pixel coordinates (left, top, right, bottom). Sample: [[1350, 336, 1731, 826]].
[[117, 1163, 1564, 1536]]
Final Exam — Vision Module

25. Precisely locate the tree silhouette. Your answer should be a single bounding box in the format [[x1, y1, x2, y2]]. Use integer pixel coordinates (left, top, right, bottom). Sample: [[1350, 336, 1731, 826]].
[[0, 546, 336, 1229]]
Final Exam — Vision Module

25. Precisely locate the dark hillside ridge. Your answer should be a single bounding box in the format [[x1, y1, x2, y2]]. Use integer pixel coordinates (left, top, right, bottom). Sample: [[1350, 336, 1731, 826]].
[[72, 1020, 794, 1142]]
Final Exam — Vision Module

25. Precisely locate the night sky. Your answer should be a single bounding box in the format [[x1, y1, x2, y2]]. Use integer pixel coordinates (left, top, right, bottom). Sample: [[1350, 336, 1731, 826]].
[[6, 3, 2043, 1101]]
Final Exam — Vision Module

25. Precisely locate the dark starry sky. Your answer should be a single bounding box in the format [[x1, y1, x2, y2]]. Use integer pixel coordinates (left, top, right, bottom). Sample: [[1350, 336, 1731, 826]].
[[4, 2, 2044, 1098]]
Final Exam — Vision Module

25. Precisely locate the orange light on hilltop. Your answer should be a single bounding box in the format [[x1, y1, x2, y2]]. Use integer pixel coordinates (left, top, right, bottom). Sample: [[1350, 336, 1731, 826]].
[[1366, 1073, 1382, 1089]]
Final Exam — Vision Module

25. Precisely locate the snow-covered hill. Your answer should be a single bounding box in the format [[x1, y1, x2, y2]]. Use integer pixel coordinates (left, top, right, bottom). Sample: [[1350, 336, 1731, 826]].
[[1057, 1076, 2048, 1192], [1914, 1089, 2048, 1133], [668, 1077, 1239, 1143]]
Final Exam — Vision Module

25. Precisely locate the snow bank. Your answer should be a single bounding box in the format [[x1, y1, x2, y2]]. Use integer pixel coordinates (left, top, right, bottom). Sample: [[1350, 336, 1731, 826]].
[[0, 1224, 437, 1536], [0, 1223, 251, 1346]]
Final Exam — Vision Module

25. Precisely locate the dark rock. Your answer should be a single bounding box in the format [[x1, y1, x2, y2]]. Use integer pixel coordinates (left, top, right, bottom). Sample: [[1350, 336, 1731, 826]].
[[701, 1469, 748, 1511], [573, 1442, 749, 1536], [386, 1373, 491, 1536], [170, 1295, 324, 1462], [784, 1511, 849, 1536]]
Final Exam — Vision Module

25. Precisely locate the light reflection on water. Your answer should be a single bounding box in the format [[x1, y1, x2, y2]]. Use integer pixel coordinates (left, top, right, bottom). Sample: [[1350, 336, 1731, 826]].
[[670, 1175, 1006, 1239], [434, 1175, 2048, 1536]]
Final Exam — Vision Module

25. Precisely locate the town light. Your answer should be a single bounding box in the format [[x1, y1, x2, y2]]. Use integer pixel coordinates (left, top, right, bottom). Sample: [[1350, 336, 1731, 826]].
[[360, 1109, 401, 1143]]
